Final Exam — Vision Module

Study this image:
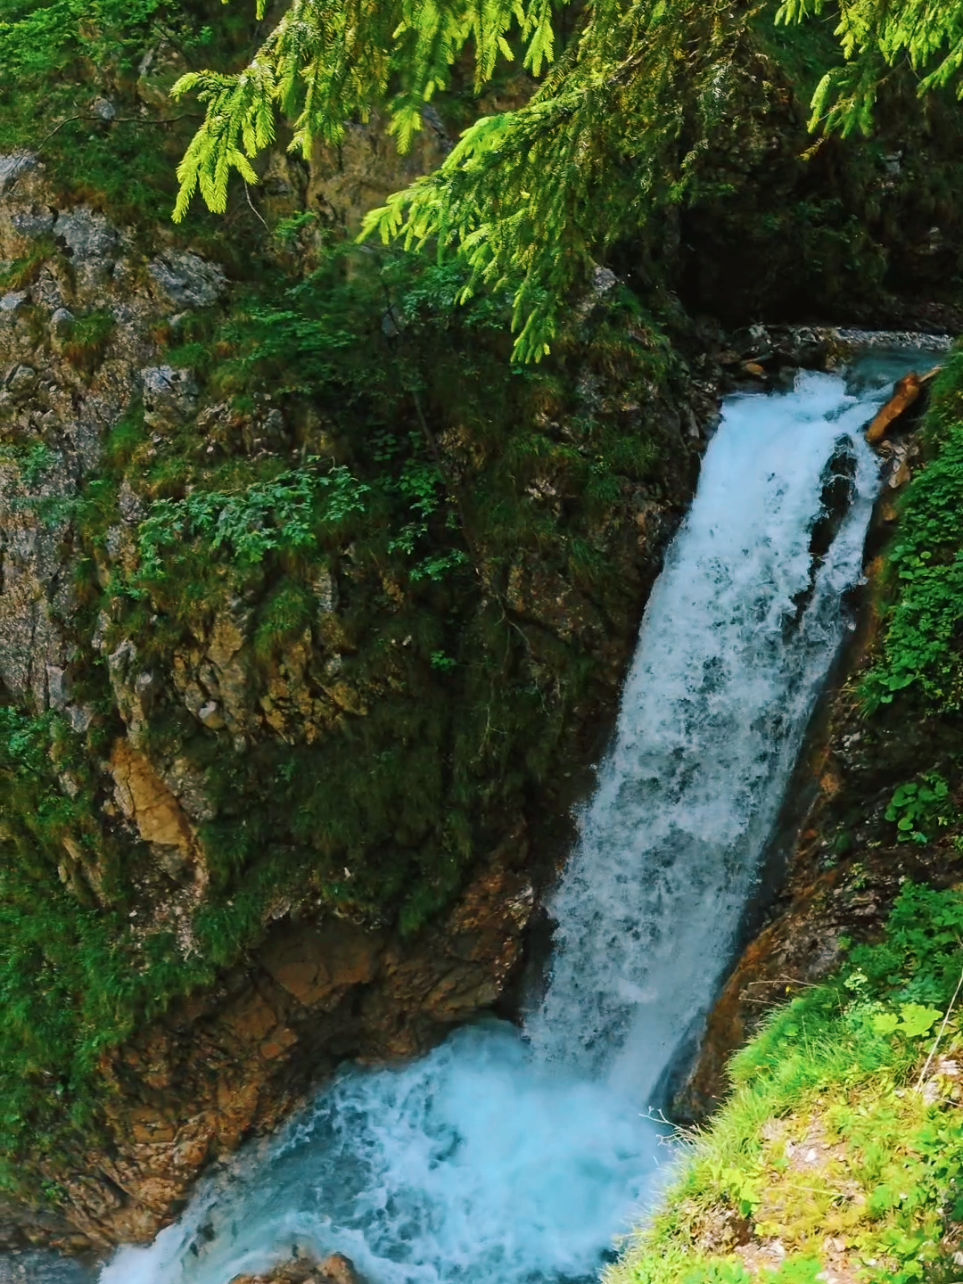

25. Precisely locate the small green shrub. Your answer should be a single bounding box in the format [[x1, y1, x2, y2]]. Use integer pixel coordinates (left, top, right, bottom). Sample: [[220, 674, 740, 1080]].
[[136, 461, 369, 576], [254, 582, 316, 660], [884, 772, 955, 844]]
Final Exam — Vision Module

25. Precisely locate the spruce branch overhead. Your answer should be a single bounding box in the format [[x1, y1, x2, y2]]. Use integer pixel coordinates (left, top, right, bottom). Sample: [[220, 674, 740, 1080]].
[[172, 0, 740, 361], [172, 0, 963, 360], [777, 0, 963, 134]]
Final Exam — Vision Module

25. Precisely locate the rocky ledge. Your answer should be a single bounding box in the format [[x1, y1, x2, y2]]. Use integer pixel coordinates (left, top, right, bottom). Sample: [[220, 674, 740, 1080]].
[[230, 1252, 364, 1284]]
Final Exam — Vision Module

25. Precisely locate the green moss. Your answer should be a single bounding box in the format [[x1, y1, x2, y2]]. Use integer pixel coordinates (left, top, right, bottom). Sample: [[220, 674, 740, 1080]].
[[0, 237, 58, 291], [0, 709, 218, 1192], [59, 309, 117, 378], [253, 582, 317, 661]]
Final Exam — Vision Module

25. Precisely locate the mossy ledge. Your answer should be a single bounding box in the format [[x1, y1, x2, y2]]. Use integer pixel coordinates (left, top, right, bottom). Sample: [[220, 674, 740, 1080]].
[[608, 884, 963, 1284]]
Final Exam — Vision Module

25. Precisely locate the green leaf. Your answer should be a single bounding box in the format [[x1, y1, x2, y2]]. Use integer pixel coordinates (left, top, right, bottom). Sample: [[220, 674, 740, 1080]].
[[896, 1003, 943, 1038], [872, 1011, 900, 1035]]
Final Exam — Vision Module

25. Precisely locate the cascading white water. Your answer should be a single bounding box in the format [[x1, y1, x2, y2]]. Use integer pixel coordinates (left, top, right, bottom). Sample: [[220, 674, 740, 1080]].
[[75, 364, 902, 1284]]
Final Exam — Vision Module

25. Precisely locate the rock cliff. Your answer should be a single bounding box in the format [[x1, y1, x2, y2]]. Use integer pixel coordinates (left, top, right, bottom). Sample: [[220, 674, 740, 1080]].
[[0, 139, 704, 1246], [2, 0, 963, 1259]]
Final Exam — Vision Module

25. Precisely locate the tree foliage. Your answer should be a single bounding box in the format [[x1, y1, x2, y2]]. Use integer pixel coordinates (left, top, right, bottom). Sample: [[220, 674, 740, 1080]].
[[165, 0, 963, 359], [778, 0, 963, 135], [172, 0, 739, 360]]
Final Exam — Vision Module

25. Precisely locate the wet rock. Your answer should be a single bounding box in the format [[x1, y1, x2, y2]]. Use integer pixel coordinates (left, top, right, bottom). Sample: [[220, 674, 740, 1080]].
[[0, 292, 27, 313], [229, 1252, 366, 1284]]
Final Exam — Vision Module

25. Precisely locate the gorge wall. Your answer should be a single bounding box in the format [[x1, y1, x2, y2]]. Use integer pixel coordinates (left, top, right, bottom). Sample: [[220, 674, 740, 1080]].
[[1, 0, 963, 1259]]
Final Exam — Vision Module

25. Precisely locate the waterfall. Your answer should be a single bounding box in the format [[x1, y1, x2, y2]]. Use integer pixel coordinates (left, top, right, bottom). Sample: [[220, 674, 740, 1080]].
[[75, 364, 902, 1284]]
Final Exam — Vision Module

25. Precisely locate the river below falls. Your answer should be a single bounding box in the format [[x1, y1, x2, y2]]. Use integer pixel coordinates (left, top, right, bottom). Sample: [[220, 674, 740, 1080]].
[[16, 353, 928, 1284]]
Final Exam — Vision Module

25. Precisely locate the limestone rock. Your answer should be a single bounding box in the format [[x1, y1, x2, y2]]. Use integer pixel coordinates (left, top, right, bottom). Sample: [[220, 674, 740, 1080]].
[[110, 739, 195, 853], [54, 207, 118, 263], [10, 204, 55, 239], [141, 365, 199, 431], [0, 152, 36, 197], [147, 251, 227, 310]]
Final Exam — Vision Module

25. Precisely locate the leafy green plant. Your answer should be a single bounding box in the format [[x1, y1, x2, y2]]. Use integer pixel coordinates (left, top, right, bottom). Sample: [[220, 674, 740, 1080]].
[[606, 884, 963, 1284], [136, 461, 369, 576], [884, 773, 954, 844], [871, 1003, 943, 1037], [861, 354, 963, 714]]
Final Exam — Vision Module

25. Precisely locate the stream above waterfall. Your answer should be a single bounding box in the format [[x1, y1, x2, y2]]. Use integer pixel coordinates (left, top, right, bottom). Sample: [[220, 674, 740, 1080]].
[[16, 354, 926, 1284]]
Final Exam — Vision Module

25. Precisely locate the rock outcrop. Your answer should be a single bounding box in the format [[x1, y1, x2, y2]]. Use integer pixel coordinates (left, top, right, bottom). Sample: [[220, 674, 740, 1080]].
[[230, 1251, 365, 1284], [0, 142, 704, 1248]]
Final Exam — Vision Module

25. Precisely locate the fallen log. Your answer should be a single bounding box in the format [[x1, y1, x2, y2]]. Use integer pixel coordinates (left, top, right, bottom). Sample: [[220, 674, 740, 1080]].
[[865, 373, 922, 445]]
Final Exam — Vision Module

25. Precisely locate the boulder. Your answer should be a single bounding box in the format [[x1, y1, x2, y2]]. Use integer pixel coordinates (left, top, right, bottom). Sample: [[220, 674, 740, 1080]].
[[147, 251, 227, 310], [229, 1251, 366, 1284]]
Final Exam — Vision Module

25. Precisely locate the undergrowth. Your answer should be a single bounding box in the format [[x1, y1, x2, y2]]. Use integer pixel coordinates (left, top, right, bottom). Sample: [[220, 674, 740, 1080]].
[[608, 883, 963, 1284], [0, 708, 219, 1190], [861, 350, 963, 713]]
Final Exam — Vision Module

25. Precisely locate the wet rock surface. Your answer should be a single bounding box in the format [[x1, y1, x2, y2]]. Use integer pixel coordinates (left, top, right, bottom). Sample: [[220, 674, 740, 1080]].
[[230, 1252, 365, 1284]]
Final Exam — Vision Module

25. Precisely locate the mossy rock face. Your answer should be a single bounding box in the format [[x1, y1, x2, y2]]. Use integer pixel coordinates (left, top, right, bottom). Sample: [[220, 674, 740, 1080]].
[[0, 138, 708, 1239], [676, 18, 963, 327]]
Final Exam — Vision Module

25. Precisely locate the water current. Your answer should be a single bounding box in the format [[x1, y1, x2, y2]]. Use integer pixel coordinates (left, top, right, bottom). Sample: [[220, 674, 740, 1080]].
[[19, 358, 922, 1284]]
